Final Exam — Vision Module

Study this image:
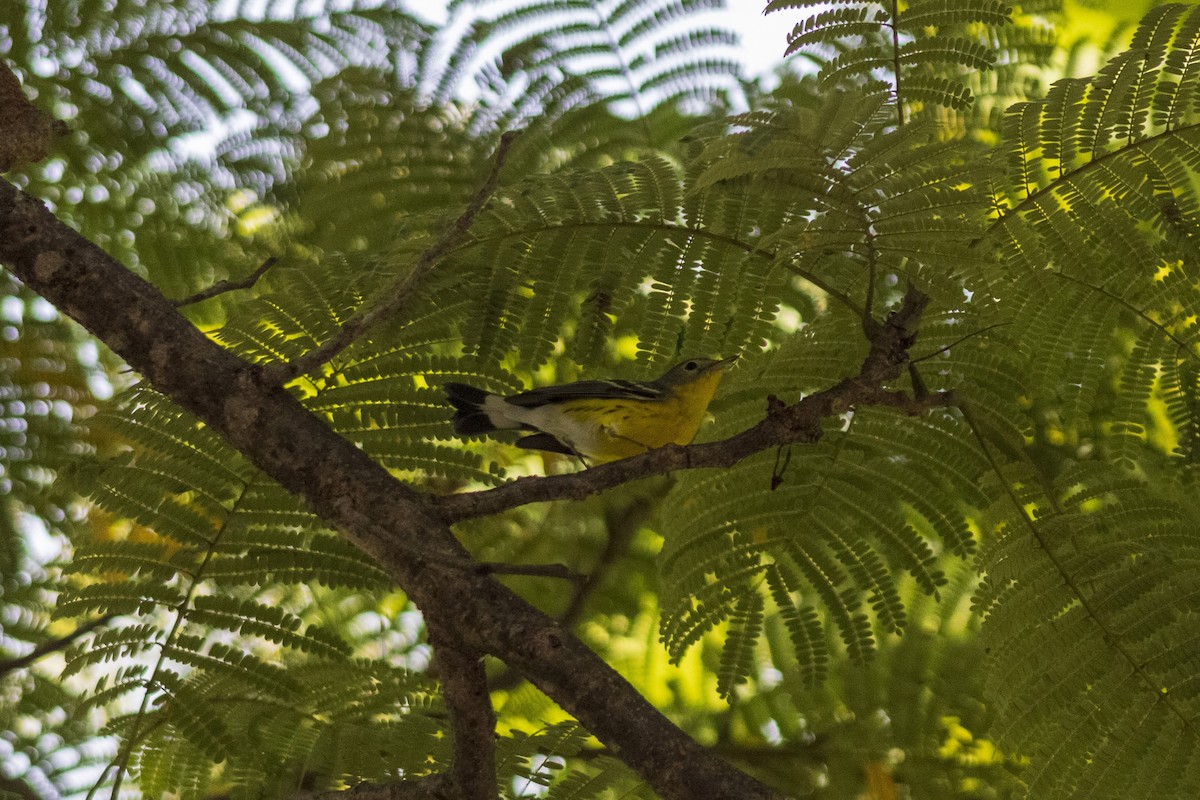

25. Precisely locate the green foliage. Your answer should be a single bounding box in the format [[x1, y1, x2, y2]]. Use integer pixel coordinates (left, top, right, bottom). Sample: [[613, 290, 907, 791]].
[[435, 150, 803, 371], [766, 0, 1013, 113], [7, 0, 1200, 798], [1, 0, 746, 297], [445, 0, 744, 115], [976, 460, 1200, 799], [0, 274, 111, 797], [109, 660, 447, 800], [49, 387, 437, 795], [730, 562, 1021, 798], [659, 313, 986, 687], [981, 1, 1200, 464]]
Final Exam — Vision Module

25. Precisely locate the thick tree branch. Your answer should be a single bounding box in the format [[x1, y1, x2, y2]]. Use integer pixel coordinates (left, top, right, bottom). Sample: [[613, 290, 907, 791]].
[[0, 61, 68, 172], [428, 629, 499, 800], [264, 131, 519, 384], [0, 179, 785, 800]]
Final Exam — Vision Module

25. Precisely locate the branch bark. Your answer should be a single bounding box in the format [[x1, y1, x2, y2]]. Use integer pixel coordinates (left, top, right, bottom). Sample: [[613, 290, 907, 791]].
[[428, 629, 498, 800], [0, 62, 67, 172], [0, 179, 787, 800]]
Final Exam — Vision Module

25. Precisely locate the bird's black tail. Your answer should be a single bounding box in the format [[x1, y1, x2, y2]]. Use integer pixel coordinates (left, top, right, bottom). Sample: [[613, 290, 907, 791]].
[[443, 382, 498, 435]]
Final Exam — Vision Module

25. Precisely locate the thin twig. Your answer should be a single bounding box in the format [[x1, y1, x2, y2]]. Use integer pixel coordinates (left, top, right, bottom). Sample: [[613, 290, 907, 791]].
[[475, 561, 585, 581], [889, 0, 904, 127], [172, 256, 278, 307], [0, 613, 116, 677], [265, 130, 521, 384], [909, 322, 1013, 364], [561, 494, 656, 626]]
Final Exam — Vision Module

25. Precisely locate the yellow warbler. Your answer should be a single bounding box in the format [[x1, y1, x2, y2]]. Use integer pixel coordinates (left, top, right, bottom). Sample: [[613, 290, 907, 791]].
[[444, 357, 734, 464]]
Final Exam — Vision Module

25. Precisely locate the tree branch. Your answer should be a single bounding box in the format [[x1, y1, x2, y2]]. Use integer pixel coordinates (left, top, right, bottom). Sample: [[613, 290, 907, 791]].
[[0, 60, 68, 172], [0, 178, 785, 800], [428, 628, 499, 800], [0, 613, 116, 678], [264, 131, 520, 384], [172, 256, 277, 307]]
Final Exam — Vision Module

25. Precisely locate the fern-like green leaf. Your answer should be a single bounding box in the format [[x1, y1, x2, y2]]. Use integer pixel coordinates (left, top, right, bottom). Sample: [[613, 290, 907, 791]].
[[897, 0, 1012, 31], [985, 3, 1200, 459], [716, 591, 765, 698], [783, 7, 878, 58], [187, 596, 350, 659], [61, 623, 162, 678], [660, 316, 986, 685], [976, 460, 1200, 799], [768, 0, 1011, 114]]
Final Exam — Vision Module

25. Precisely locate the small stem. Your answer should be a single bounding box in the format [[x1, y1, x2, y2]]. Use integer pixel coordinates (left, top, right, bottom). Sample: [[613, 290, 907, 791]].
[[475, 562, 585, 581], [909, 322, 1013, 364], [890, 0, 904, 126], [0, 613, 116, 677], [266, 131, 520, 384], [172, 256, 278, 307]]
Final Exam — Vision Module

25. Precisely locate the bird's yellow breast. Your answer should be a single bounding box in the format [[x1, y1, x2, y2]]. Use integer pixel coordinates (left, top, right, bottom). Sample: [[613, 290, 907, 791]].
[[556, 369, 725, 464]]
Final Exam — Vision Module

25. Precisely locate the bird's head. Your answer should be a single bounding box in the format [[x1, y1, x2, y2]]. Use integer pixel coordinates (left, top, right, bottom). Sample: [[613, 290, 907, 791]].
[[655, 356, 737, 388]]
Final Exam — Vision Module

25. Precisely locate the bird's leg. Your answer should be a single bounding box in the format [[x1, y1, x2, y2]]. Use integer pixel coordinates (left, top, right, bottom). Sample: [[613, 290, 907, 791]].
[[602, 423, 653, 454], [563, 439, 591, 468]]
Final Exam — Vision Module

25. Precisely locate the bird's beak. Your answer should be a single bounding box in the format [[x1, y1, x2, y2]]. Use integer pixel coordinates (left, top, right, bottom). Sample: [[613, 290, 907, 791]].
[[710, 355, 739, 372]]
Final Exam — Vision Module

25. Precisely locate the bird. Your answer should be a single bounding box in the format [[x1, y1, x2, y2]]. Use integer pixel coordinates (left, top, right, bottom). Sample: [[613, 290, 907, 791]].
[[444, 357, 735, 464]]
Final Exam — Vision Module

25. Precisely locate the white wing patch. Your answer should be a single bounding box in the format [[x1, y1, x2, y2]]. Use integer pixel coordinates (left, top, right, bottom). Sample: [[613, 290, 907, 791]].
[[481, 394, 523, 429]]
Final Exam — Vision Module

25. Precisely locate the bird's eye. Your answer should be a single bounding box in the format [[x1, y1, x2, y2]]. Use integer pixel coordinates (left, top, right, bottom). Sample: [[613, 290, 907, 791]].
[[684, 360, 698, 371]]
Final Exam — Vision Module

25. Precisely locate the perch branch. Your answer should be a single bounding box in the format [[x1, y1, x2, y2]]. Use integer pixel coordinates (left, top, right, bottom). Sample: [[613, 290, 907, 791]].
[[436, 285, 941, 523]]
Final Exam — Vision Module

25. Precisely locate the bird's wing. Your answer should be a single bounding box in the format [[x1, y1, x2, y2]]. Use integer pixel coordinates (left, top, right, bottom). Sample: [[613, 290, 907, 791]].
[[504, 379, 664, 407]]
